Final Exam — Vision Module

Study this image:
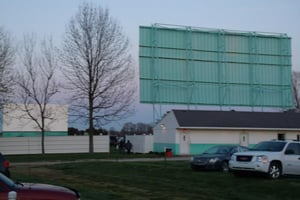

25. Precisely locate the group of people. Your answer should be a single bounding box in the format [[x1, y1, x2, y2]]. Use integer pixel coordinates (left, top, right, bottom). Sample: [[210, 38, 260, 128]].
[[118, 139, 132, 154]]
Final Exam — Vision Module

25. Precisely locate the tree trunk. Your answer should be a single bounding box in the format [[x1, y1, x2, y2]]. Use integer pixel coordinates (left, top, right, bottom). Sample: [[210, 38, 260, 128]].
[[41, 129, 45, 154], [89, 130, 94, 153], [89, 98, 94, 153]]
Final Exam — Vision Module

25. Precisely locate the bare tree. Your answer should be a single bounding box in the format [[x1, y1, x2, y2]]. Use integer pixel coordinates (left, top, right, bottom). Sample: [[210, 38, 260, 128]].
[[121, 122, 153, 135], [13, 35, 60, 154], [0, 27, 14, 106], [121, 122, 136, 135], [61, 3, 136, 153], [293, 71, 300, 110]]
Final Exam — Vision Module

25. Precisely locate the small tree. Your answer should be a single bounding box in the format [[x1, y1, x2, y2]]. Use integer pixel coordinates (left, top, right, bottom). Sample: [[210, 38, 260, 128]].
[[61, 3, 136, 153], [121, 122, 153, 135], [292, 71, 300, 110], [0, 27, 14, 107], [13, 35, 60, 154]]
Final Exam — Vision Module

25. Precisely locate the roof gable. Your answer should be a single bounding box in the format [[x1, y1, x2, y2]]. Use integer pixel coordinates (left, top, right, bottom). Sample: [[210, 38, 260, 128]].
[[172, 110, 300, 129]]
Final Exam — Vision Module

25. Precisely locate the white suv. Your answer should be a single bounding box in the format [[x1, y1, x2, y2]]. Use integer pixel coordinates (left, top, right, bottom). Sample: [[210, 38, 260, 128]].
[[229, 140, 300, 179]]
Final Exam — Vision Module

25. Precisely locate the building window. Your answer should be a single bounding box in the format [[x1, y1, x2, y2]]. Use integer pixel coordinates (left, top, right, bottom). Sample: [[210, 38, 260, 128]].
[[297, 135, 300, 141], [277, 133, 285, 140], [242, 136, 246, 142]]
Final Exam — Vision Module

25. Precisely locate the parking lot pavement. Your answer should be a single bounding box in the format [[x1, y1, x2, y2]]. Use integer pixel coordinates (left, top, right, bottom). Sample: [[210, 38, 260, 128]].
[[11, 156, 191, 167]]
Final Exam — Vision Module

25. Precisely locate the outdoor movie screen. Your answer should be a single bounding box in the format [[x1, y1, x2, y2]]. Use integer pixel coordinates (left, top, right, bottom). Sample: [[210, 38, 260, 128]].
[[139, 24, 293, 109]]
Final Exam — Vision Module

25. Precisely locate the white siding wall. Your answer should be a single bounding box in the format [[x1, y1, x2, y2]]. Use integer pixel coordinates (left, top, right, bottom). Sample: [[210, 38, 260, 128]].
[[153, 111, 178, 144], [188, 129, 240, 144], [3, 104, 68, 132], [188, 129, 300, 146], [248, 130, 300, 144], [126, 135, 153, 153], [0, 136, 109, 155]]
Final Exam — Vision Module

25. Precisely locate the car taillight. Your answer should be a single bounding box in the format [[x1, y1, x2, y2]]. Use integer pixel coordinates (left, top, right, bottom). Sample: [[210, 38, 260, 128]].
[[3, 160, 10, 168]]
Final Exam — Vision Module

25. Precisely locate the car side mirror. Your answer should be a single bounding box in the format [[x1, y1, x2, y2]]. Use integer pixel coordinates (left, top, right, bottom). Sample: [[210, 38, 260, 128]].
[[285, 149, 295, 155], [8, 191, 17, 200]]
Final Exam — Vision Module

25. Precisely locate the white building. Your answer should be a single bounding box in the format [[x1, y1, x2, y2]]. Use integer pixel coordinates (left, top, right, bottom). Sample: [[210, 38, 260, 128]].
[[1, 104, 68, 137], [153, 110, 300, 155]]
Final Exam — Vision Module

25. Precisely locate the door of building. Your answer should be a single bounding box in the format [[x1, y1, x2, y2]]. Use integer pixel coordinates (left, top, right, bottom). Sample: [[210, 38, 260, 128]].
[[240, 132, 249, 147], [180, 133, 190, 155]]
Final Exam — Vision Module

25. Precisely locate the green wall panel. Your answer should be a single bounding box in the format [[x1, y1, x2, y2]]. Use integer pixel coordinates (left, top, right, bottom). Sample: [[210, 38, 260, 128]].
[[190, 144, 217, 155], [2, 131, 68, 137]]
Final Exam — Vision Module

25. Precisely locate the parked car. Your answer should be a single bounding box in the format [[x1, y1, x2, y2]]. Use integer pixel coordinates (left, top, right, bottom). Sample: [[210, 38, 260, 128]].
[[190, 145, 248, 172], [0, 173, 80, 200], [0, 153, 10, 177], [229, 140, 300, 179]]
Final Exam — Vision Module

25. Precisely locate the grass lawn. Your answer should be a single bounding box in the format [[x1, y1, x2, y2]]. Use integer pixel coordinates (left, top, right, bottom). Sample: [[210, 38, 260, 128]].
[[5, 149, 162, 163], [9, 157, 300, 200]]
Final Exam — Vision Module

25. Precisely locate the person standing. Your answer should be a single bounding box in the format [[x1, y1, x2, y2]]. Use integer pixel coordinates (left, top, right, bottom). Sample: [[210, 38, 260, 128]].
[[125, 140, 133, 154], [119, 139, 125, 153]]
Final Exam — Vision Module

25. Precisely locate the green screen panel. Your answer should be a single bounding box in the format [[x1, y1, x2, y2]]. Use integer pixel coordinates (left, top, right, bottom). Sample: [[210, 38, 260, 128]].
[[139, 24, 294, 109]]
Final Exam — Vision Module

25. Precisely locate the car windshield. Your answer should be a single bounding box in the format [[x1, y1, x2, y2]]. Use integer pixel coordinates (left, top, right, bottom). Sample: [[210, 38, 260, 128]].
[[0, 173, 15, 188], [252, 141, 286, 152], [203, 146, 230, 154]]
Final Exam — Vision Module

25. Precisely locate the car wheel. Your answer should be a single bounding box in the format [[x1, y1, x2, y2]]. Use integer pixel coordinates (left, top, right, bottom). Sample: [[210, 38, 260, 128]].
[[268, 162, 281, 179], [221, 161, 229, 172]]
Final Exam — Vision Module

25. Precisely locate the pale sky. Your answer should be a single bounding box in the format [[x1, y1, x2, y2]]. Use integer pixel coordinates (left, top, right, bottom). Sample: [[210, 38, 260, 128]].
[[1, 0, 300, 130]]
